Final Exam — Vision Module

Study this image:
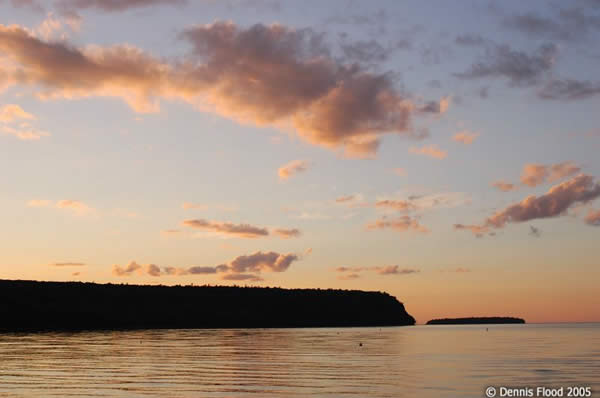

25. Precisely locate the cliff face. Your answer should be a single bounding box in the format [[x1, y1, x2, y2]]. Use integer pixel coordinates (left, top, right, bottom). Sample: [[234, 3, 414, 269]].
[[0, 280, 415, 331]]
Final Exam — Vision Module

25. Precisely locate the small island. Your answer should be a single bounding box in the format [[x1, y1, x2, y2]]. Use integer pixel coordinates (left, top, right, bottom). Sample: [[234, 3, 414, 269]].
[[0, 279, 415, 332], [426, 317, 525, 325]]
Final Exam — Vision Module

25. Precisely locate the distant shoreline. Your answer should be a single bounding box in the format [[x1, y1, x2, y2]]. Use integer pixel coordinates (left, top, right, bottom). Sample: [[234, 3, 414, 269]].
[[0, 279, 415, 332], [426, 317, 525, 325]]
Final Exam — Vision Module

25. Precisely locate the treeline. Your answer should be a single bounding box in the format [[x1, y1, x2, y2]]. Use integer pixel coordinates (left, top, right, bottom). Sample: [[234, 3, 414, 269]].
[[0, 279, 415, 332], [426, 317, 525, 325]]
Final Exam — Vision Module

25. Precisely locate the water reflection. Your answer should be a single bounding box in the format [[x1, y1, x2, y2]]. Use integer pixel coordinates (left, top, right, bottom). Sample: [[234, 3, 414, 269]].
[[0, 324, 598, 398]]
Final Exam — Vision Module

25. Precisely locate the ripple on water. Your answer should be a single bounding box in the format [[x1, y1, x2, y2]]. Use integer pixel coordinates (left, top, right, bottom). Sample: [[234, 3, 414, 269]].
[[0, 324, 599, 398]]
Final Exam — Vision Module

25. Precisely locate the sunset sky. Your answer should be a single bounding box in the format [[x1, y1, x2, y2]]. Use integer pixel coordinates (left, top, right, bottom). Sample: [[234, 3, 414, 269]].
[[1, 0, 599, 324]]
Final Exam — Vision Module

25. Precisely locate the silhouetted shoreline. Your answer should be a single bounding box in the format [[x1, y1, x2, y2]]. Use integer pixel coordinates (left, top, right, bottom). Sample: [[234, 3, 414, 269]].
[[426, 317, 525, 325], [0, 279, 415, 332]]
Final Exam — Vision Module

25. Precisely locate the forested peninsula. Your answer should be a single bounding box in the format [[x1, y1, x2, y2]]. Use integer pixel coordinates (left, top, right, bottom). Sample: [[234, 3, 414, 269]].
[[0, 279, 416, 331]]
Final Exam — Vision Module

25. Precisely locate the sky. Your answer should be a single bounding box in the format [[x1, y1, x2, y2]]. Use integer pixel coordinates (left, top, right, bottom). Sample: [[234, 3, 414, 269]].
[[1, 0, 599, 324]]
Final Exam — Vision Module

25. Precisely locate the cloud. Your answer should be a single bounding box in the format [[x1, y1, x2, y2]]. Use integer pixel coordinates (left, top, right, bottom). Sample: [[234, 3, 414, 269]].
[[27, 199, 51, 207], [336, 265, 419, 278], [392, 167, 406, 176], [455, 43, 557, 87], [375, 199, 417, 212], [419, 96, 450, 114], [338, 273, 361, 280], [453, 223, 490, 238], [56, 199, 94, 215], [585, 209, 600, 226], [51, 262, 85, 266], [0, 104, 49, 141], [373, 265, 419, 275], [0, 22, 444, 157], [455, 33, 486, 46], [520, 164, 548, 187], [178, 22, 444, 157], [112, 261, 142, 276], [222, 273, 263, 282], [182, 202, 209, 210], [409, 145, 447, 159], [1, 125, 50, 140], [112, 250, 299, 281], [521, 162, 581, 187], [55, 0, 187, 13], [339, 38, 391, 65], [453, 130, 479, 145], [278, 160, 309, 180], [538, 79, 600, 101], [456, 174, 600, 236], [504, 13, 570, 40], [273, 228, 301, 239], [335, 195, 355, 203], [182, 202, 238, 212], [228, 251, 298, 273], [0, 24, 172, 113], [187, 266, 220, 274], [0, 0, 45, 12], [160, 229, 181, 237], [182, 219, 269, 238], [182, 219, 299, 239], [504, 8, 600, 42], [0, 104, 34, 122], [375, 192, 470, 215], [366, 215, 429, 234], [492, 181, 518, 192], [452, 267, 471, 273], [489, 175, 600, 226]]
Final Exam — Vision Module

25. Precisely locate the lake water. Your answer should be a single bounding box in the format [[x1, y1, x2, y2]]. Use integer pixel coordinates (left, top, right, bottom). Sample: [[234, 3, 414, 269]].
[[0, 324, 598, 397]]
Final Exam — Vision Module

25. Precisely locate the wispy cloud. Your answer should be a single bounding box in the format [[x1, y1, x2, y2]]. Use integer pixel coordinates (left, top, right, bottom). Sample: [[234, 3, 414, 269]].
[[182, 202, 238, 212], [27, 199, 52, 207], [0, 105, 49, 141], [492, 181, 518, 192], [51, 262, 85, 266], [273, 228, 301, 239], [453, 130, 479, 145], [455, 43, 557, 87], [521, 162, 581, 187], [336, 265, 420, 279], [366, 215, 429, 234], [278, 160, 310, 180], [27, 199, 94, 215], [0, 104, 34, 122], [410, 145, 447, 159], [585, 209, 600, 226], [181, 219, 300, 239], [56, 200, 94, 215], [182, 219, 269, 239]]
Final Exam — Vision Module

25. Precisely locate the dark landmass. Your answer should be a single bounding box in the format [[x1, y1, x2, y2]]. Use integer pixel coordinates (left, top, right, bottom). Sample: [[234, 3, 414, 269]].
[[426, 317, 525, 325], [0, 279, 415, 332]]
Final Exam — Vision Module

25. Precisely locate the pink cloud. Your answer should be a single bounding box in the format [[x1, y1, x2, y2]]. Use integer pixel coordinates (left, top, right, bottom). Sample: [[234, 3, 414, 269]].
[[278, 160, 309, 180], [453, 130, 479, 145], [366, 215, 429, 233], [182, 219, 269, 238], [409, 145, 447, 159], [585, 209, 600, 226], [492, 181, 518, 192], [456, 174, 600, 236]]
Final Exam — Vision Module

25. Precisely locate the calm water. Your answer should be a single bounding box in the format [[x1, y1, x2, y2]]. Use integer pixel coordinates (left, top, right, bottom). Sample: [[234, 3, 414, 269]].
[[0, 324, 598, 397]]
